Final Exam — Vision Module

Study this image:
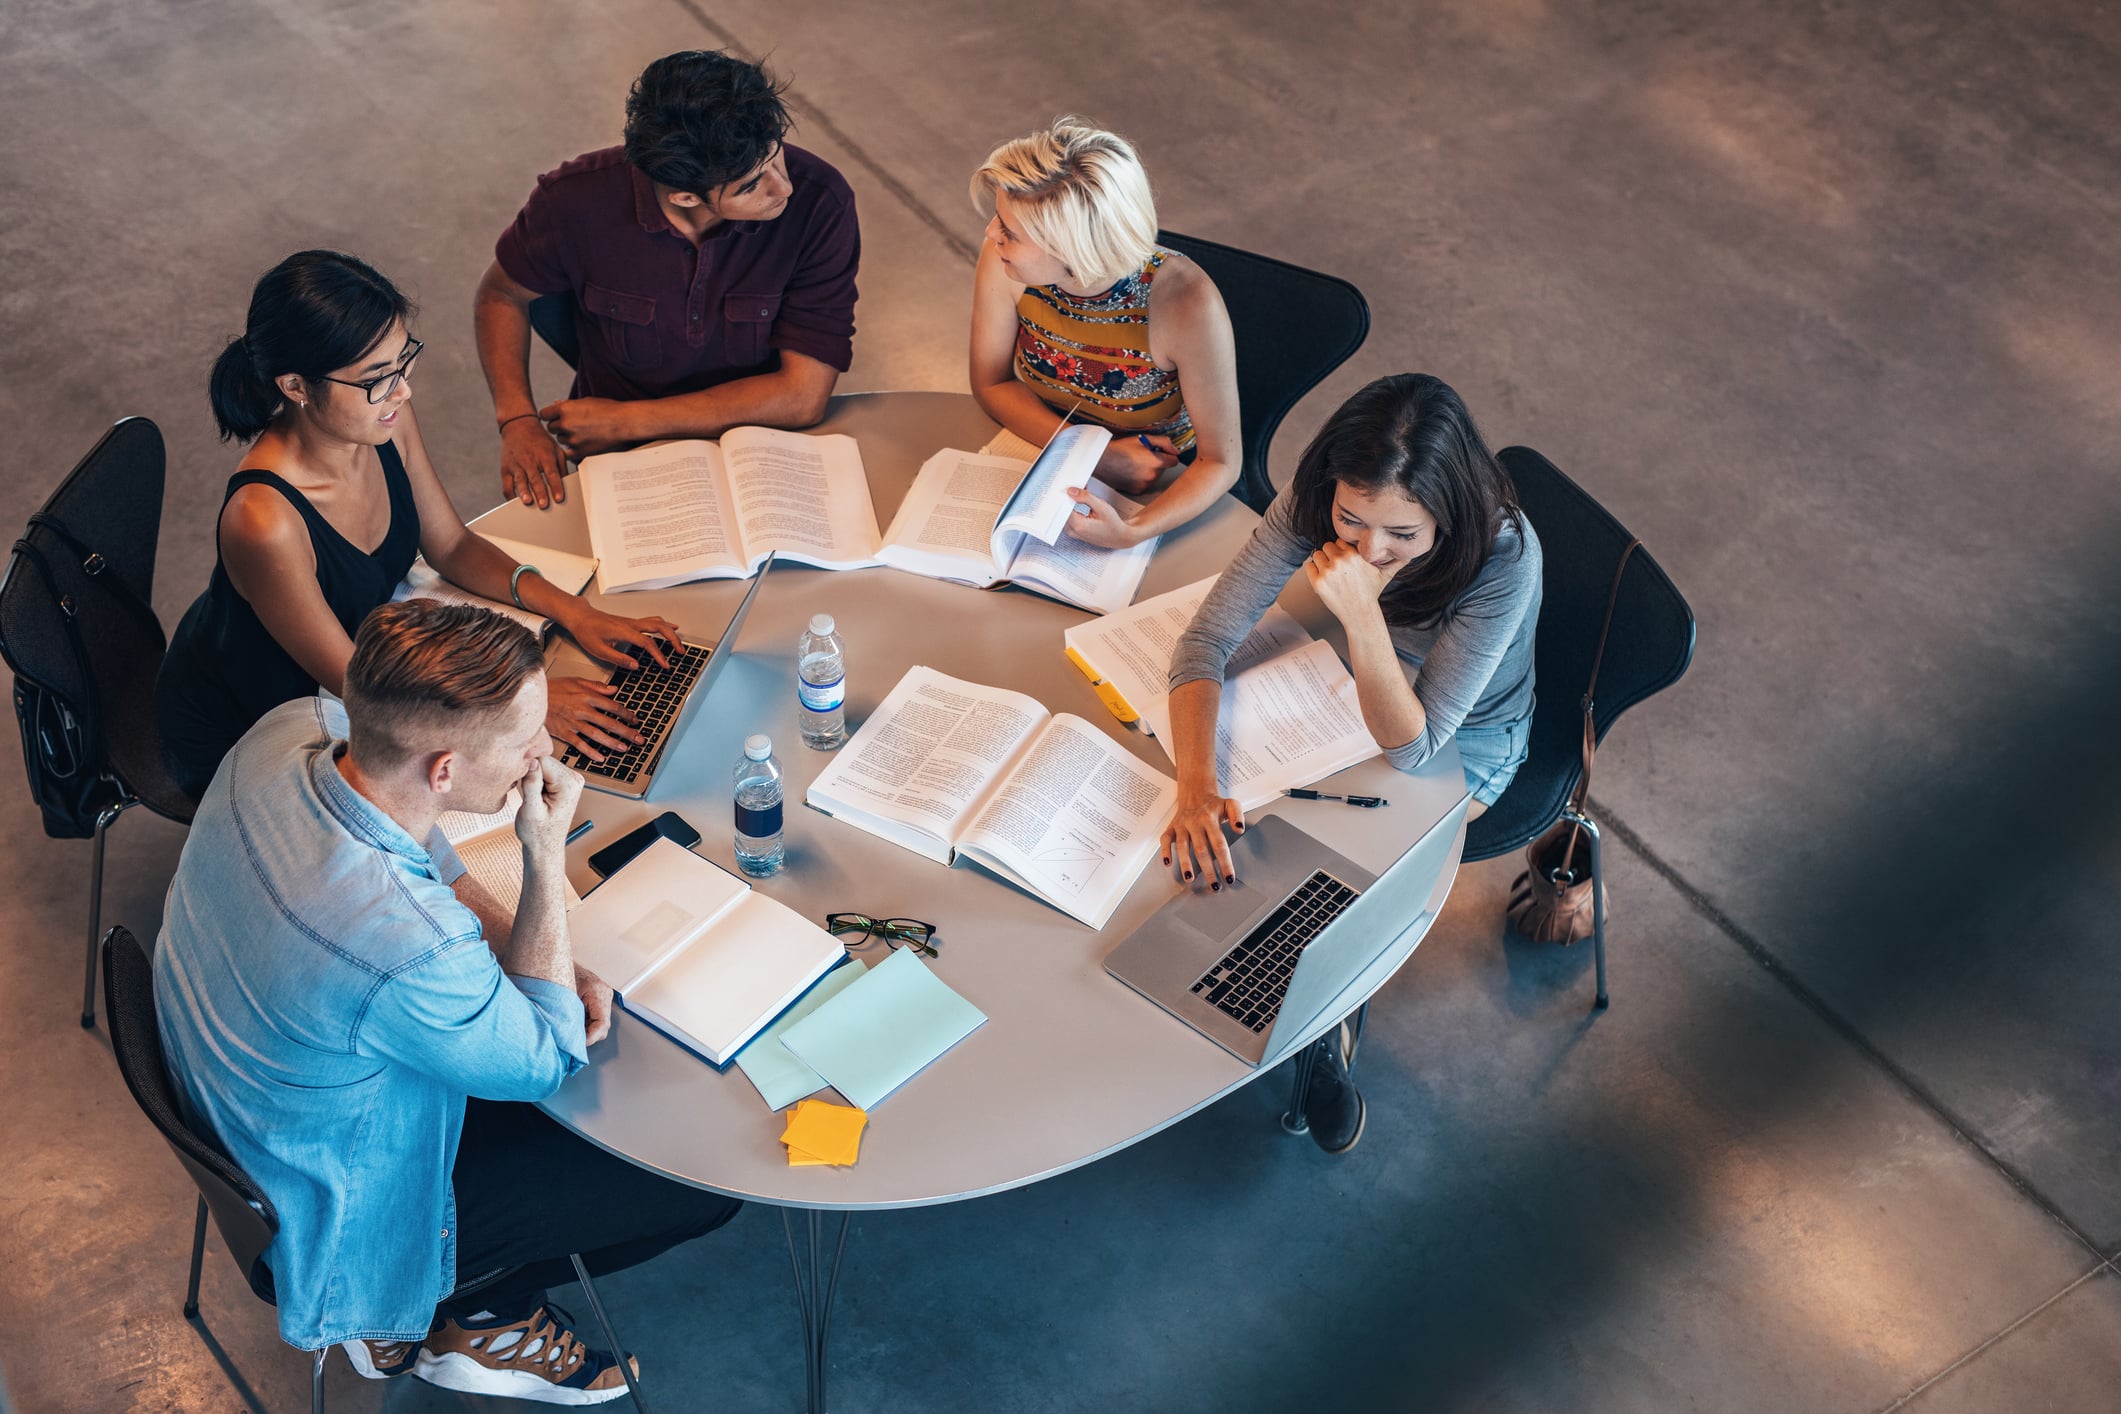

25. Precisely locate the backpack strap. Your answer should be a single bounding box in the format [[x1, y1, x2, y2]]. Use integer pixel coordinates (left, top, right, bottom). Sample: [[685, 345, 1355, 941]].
[[24, 511, 163, 638]]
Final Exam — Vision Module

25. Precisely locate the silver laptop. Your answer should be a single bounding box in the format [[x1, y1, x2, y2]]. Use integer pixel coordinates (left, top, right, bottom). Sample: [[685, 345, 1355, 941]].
[[555, 555, 773, 799], [1104, 800, 1468, 1065]]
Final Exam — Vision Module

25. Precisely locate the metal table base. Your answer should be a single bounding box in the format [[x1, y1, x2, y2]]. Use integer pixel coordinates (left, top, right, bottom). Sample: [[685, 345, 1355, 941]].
[[782, 1209, 852, 1413]]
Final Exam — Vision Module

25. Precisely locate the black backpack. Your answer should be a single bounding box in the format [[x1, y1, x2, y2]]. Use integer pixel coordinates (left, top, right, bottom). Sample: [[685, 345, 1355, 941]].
[[3, 512, 168, 838]]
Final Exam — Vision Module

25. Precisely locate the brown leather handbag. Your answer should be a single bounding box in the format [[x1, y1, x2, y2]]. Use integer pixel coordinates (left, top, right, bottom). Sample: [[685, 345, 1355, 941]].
[[1507, 538, 1640, 945]]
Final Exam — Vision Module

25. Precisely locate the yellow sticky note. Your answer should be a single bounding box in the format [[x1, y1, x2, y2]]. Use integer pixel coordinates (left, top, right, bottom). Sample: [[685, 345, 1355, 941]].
[[780, 1098, 868, 1167]]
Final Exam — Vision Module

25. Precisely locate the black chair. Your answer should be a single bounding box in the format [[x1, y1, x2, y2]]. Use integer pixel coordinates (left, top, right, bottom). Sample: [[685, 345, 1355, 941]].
[[1155, 231, 1370, 512], [528, 292, 581, 369], [0, 418, 196, 1028], [1464, 445, 1698, 1007], [100, 927, 650, 1412]]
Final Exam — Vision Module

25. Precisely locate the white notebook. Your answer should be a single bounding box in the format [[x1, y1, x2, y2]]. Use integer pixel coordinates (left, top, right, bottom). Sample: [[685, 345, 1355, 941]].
[[564, 837, 844, 1066]]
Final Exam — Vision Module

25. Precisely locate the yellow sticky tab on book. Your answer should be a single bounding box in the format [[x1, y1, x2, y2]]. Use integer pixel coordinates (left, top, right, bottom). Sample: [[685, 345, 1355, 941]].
[[780, 1098, 868, 1167], [1064, 646, 1140, 723]]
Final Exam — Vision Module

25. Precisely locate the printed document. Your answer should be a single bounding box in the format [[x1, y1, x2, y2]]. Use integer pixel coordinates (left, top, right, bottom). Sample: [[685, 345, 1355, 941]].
[[393, 535, 599, 637]]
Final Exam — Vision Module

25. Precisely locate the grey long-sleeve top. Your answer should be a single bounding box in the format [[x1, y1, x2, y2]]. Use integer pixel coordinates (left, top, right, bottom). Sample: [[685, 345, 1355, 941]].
[[1168, 488, 1543, 772]]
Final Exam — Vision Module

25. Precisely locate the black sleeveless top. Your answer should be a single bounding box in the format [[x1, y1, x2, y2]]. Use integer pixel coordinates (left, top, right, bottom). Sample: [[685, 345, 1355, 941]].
[[155, 442, 421, 797]]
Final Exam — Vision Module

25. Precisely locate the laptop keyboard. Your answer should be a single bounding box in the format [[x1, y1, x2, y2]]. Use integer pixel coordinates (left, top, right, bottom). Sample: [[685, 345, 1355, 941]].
[[1191, 870, 1360, 1034], [559, 641, 708, 787]]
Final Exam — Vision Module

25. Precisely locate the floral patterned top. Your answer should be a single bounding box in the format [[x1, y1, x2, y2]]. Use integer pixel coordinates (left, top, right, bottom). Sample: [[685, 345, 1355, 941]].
[[1013, 248, 1194, 452]]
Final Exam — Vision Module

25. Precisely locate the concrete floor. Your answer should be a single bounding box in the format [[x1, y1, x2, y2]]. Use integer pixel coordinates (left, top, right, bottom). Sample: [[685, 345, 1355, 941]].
[[3, 0, 2117, 1409]]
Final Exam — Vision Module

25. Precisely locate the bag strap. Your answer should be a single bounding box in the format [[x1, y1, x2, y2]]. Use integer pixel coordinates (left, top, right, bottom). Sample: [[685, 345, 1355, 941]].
[[1551, 537, 1641, 879], [5, 535, 108, 771], [24, 512, 162, 633]]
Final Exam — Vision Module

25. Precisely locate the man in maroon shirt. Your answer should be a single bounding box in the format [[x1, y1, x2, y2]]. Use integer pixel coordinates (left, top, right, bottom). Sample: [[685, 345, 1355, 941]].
[[474, 51, 861, 507]]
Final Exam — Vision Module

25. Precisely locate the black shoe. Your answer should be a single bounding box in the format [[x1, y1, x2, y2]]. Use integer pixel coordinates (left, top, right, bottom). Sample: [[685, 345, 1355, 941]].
[[1303, 1024, 1366, 1154]]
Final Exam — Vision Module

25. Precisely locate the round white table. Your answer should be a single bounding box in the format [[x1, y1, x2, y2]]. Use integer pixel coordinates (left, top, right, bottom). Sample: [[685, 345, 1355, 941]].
[[473, 392, 1467, 1411]]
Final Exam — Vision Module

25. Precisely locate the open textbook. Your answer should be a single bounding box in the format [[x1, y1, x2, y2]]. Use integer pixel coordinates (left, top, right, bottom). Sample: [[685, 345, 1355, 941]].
[[393, 536, 599, 637], [876, 431, 1155, 614], [578, 427, 883, 592], [805, 666, 1177, 929], [437, 790, 585, 914], [563, 836, 846, 1066], [1063, 577, 1382, 811]]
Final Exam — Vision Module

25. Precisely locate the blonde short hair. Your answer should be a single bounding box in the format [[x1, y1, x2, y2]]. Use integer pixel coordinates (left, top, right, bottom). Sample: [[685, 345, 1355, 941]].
[[971, 117, 1159, 291]]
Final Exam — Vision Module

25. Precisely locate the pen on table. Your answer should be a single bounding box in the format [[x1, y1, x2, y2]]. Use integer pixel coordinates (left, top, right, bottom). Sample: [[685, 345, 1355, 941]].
[[566, 820, 595, 845], [1283, 789, 1388, 808]]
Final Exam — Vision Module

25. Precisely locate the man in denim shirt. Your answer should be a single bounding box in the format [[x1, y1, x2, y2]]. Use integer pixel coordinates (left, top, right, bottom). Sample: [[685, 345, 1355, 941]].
[[155, 601, 739, 1403]]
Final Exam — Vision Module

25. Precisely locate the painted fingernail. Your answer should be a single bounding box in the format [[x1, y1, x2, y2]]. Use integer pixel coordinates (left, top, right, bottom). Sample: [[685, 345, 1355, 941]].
[[1211, 881, 1221, 891], [1161, 857, 1169, 866], [1182, 870, 1192, 880], [1225, 874, 1236, 885]]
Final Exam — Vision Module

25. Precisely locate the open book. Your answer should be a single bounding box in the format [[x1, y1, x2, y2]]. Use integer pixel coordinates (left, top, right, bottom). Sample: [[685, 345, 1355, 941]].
[[563, 836, 846, 1066], [876, 430, 1155, 614], [805, 666, 1177, 929], [438, 790, 585, 914], [393, 536, 598, 637], [578, 427, 883, 592], [1063, 577, 1382, 811]]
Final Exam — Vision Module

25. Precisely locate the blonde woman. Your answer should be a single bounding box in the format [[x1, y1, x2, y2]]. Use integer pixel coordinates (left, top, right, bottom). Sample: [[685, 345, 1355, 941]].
[[969, 118, 1241, 548]]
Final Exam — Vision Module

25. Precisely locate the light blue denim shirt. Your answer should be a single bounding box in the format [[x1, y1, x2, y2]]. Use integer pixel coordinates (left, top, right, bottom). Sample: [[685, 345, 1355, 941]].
[[154, 697, 587, 1349]]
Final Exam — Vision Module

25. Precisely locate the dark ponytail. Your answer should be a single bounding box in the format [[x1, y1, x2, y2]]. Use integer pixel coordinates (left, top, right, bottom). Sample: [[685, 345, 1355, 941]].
[[207, 250, 415, 443]]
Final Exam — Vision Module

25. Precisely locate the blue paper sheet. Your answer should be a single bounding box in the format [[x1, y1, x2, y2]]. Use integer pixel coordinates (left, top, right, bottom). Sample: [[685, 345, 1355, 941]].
[[779, 949, 987, 1110], [733, 958, 869, 1110]]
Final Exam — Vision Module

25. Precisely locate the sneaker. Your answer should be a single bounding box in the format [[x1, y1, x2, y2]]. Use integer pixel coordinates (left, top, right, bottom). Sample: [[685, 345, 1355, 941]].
[[414, 1303, 638, 1405], [1302, 1024, 1366, 1155], [341, 1336, 420, 1379]]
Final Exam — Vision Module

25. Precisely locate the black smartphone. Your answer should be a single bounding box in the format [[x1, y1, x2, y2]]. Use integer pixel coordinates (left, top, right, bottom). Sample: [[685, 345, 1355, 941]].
[[587, 811, 702, 878]]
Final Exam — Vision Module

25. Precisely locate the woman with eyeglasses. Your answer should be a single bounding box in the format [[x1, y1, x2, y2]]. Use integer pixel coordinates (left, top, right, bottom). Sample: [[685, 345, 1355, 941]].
[[156, 249, 679, 798]]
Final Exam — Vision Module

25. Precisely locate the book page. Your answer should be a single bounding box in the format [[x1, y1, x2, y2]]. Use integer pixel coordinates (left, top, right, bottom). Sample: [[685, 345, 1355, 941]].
[[805, 666, 1048, 848], [622, 891, 845, 1065], [563, 836, 748, 992], [1002, 481, 1155, 614], [720, 427, 882, 568], [875, 449, 1021, 583], [579, 442, 744, 592], [957, 714, 1177, 929], [992, 423, 1110, 547], [439, 793, 584, 916], [1210, 638, 1384, 811], [1063, 576, 1311, 747]]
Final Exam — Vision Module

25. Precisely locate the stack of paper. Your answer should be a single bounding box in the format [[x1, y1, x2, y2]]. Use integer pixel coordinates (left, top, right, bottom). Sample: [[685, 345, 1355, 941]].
[[781, 1098, 868, 1166], [734, 959, 870, 1110], [778, 949, 988, 1110], [393, 536, 599, 636]]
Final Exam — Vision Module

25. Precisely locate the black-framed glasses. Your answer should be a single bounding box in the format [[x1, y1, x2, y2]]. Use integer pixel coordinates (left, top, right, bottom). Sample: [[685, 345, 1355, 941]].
[[824, 912, 938, 958], [319, 337, 424, 404]]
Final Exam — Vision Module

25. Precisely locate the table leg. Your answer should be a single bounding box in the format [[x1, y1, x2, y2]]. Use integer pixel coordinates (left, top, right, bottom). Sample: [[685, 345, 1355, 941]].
[[781, 1208, 851, 1413]]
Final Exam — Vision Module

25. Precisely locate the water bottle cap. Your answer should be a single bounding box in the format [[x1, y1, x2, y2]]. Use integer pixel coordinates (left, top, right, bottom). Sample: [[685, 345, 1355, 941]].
[[809, 613, 835, 635], [744, 734, 773, 761]]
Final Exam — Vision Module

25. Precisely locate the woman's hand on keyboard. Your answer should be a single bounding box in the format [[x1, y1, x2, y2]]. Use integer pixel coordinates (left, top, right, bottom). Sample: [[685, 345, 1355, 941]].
[[559, 602, 681, 672], [545, 677, 643, 764]]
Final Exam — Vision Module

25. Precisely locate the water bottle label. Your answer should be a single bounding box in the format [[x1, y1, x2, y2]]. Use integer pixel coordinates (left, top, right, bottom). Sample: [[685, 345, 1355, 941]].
[[798, 672, 844, 713], [736, 799, 783, 838]]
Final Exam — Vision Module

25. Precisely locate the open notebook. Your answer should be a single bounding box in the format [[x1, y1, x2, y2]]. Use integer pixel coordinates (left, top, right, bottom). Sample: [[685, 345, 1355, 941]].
[[393, 536, 599, 637], [437, 790, 584, 913], [563, 837, 845, 1066]]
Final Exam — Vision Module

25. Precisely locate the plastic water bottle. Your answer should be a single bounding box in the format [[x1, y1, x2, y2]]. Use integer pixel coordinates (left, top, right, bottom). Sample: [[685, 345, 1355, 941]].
[[732, 734, 785, 877], [797, 613, 847, 750]]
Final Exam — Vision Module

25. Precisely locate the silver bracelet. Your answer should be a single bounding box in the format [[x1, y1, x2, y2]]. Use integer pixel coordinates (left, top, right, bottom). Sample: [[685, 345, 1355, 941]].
[[509, 563, 542, 611]]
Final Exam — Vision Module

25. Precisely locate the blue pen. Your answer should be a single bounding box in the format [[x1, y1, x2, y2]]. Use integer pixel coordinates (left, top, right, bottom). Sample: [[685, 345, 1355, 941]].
[[566, 820, 594, 844]]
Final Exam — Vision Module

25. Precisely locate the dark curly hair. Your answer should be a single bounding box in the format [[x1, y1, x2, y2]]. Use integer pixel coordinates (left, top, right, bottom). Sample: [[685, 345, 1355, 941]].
[[1287, 374, 1525, 629], [623, 50, 792, 197]]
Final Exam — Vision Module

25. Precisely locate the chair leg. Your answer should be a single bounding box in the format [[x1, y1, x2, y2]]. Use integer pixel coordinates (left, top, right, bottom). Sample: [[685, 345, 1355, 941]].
[[571, 1253, 648, 1412], [82, 799, 132, 1028], [182, 1196, 208, 1317], [311, 1345, 327, 1414]]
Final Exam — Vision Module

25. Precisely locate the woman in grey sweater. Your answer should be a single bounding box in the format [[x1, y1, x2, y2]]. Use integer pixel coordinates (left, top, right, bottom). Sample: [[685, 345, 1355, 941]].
[[1163, 373, 1542, 890]]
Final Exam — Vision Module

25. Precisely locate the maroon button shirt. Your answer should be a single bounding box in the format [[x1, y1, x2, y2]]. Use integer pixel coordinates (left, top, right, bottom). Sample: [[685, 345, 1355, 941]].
[[495, 144, 860, 402]]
